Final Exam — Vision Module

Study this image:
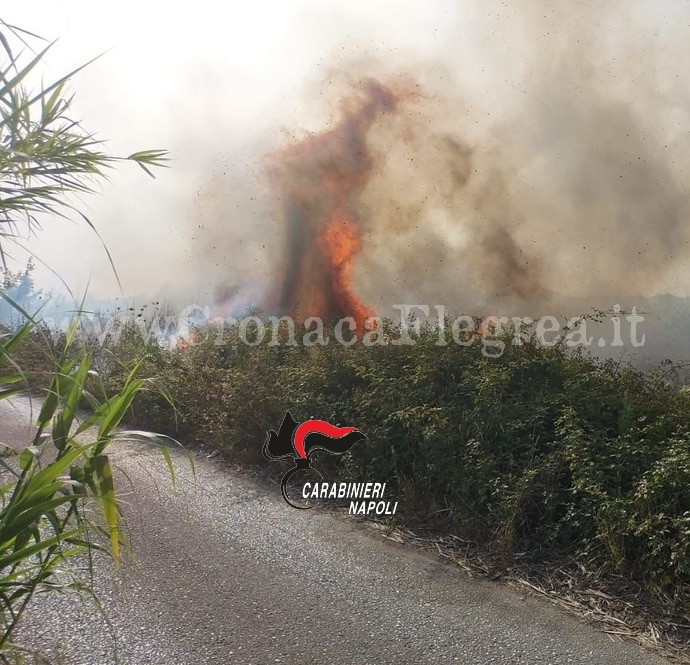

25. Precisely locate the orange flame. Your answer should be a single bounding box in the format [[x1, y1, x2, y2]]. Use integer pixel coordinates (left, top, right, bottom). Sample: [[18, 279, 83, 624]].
[[317, 214, 373, 326], [262, 79, 405, 331]]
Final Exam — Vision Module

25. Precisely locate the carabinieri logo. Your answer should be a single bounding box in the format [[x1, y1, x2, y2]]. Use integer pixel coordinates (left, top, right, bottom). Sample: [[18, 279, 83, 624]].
[[263, 412, 364, 508], [263, 412, 399, 515]]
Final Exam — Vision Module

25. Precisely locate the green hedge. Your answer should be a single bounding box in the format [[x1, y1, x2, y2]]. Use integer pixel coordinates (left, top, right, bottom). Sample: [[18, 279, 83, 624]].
[[17, 320, 690, 601]]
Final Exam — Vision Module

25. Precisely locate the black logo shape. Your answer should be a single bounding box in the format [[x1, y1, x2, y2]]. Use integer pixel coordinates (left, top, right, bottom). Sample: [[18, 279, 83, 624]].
[[263, 412, 365, 508]]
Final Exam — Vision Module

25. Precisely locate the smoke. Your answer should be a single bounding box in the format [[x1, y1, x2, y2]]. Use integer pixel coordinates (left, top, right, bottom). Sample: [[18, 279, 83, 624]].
[[351, 1, 690, 316], [20, 0, 690, 345], [193, 0, 690, 325], [260, 79, 403, 327]]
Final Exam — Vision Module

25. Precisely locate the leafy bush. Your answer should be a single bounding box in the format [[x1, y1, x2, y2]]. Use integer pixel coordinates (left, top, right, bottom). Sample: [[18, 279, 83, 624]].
[[86, 319, 690, 607]]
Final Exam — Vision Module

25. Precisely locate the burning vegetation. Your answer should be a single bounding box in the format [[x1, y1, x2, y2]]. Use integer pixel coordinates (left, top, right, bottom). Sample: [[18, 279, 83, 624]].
[[261, 80, 407, 330], [189, 0, 690, 370]]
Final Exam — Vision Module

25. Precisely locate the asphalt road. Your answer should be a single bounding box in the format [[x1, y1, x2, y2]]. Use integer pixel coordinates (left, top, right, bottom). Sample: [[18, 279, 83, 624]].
[[0, 396, 669, 664]]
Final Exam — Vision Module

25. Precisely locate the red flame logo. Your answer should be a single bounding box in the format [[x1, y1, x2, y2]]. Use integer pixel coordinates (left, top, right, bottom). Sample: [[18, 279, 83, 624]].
[[263, 412, 366, 509]]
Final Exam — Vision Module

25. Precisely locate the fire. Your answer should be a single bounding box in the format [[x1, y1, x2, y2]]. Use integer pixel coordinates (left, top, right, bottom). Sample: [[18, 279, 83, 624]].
[[317, 214, 373, 327], [262, 79, 404, 330]]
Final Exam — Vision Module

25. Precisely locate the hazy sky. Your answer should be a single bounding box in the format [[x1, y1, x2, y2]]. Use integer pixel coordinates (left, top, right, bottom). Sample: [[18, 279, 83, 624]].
[[4, 1, 462, 299], [4, 1, 690, 306]]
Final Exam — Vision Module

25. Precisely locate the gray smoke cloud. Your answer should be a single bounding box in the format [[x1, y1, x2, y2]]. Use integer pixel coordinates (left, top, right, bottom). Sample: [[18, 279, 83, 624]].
[[12, 0, 690, 357], [345, 2, 689, 317], [192, 1, 690, 326]]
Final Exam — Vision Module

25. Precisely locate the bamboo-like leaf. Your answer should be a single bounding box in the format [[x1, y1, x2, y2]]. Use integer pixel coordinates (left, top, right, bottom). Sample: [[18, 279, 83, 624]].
[[0, 528, 82, 570], [0, 43, 52, 102], [159, 446, 175, 489], [16, 446, 38, 472], [0, 25, 170, 643], [1, 495, 83, 546], [0, 386, 24, 401], [36, 385, 59, 429], [92, 455, 119, 566], [0, 31, 14, 63], [115, 430, 183, 487], [73, 393, 119, 436], [0, 320, 33, 358], [96, 376, 144, 449], [52, 354, 89, 450], [22, 443, 93, 497]]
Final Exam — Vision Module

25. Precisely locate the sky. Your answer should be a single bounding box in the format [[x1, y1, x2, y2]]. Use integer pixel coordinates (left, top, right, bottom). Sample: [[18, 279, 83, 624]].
[[3, 1, 690, 309], [2, 1, 461, 299]]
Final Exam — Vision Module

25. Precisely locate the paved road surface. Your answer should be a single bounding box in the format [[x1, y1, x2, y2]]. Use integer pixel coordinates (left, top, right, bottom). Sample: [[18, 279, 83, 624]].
[[0, 396, 669, 664]]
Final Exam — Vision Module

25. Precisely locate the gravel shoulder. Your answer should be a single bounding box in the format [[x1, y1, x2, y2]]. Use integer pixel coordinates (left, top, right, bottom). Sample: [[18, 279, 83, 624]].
[[0, 395, 670, 664]]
